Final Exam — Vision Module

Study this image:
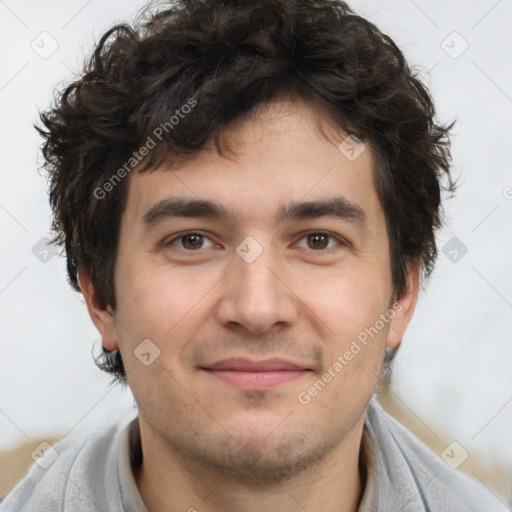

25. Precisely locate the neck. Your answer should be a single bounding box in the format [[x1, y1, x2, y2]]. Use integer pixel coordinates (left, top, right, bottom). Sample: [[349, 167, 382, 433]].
[[133, 416, 366, 512]]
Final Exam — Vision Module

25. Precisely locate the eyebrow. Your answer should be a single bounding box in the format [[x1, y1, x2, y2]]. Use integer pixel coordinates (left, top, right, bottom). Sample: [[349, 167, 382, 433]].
[[142, 196, 367, 231]]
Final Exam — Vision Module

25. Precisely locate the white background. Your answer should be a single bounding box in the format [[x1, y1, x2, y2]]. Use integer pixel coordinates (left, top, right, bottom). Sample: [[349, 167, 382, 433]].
[[1, 0, 511, 502]]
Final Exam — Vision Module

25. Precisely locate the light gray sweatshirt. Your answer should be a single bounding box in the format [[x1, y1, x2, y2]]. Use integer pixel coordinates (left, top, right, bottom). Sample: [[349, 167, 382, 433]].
[[0, 396, 505, 511]]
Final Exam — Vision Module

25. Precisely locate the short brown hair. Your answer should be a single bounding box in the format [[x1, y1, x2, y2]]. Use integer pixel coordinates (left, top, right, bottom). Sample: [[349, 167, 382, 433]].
[[37, 0, 454, 381]]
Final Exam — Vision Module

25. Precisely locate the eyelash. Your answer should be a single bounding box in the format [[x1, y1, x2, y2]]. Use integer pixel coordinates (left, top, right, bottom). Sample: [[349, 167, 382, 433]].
[[165, 231, 348, 254]]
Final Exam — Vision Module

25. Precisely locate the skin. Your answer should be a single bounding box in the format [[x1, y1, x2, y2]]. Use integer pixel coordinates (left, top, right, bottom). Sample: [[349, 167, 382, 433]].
[[79, 98, 419, 512]]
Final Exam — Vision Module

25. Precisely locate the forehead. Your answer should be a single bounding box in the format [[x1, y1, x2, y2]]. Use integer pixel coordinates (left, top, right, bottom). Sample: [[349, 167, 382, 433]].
[[123, 98, 381, 231]]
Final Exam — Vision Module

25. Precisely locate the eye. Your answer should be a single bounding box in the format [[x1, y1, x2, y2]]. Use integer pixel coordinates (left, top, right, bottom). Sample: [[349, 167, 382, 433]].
[[165, 231, 347, 253], [166, 232, 217, 251], [295, 231, 346, 252]]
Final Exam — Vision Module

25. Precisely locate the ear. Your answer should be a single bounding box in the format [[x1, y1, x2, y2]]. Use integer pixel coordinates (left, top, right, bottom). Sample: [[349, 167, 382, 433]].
[[386, 262, 420, 349], [77, 264, 119, 351]]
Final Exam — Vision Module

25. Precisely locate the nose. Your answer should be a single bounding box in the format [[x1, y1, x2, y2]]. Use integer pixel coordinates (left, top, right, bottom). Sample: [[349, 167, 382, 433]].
[[214, 242, 299, 334]]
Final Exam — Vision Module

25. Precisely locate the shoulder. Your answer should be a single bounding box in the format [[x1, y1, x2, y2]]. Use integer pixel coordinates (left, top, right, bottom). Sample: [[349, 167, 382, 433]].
[[0, 414, 135, 512], [365, 396, 502, 512]]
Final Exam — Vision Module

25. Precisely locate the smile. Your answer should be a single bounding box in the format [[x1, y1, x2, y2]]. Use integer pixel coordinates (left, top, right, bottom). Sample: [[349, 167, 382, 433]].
[[201, 368, 310, 390], [199, 357, 313, 390]]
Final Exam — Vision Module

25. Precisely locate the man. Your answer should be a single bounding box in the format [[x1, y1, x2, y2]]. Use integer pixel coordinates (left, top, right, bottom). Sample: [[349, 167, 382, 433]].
[[0, 0, 499, 510]]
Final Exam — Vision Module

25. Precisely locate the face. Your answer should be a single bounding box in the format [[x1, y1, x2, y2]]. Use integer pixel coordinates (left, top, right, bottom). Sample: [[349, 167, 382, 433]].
[[82, 98, 417, 484]]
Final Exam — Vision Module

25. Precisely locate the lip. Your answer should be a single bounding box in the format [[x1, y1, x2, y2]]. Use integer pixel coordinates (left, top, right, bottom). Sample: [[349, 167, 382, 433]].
[[200, 358, 311, 390], [202, 357, 308, 371]]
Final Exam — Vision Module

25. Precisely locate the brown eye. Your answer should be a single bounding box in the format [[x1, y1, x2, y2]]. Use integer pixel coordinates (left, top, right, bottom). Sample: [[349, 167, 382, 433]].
[[296, 232, 343, 252], [167, 232, 215, 251], [306, 233, 330, 250], [181, 234, 204, 250]]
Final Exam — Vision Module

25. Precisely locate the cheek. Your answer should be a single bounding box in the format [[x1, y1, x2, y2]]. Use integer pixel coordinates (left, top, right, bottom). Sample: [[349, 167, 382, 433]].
[[300, 266, 391, 369], [302, 273, 390, 410], [304, 264, 390, 329], [115, 256, 217, 338]]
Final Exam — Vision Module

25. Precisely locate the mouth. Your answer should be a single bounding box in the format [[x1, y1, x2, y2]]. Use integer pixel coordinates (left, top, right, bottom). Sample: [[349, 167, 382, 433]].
[[199, 358, 312, 390]]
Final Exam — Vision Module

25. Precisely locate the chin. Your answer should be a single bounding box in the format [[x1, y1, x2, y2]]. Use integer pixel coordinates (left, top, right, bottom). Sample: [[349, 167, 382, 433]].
[[177, 422, 341, 486]]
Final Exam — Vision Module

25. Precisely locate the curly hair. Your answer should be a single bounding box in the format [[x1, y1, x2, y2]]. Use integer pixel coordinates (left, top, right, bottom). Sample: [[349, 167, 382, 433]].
[[37, 0, 453, 383]]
